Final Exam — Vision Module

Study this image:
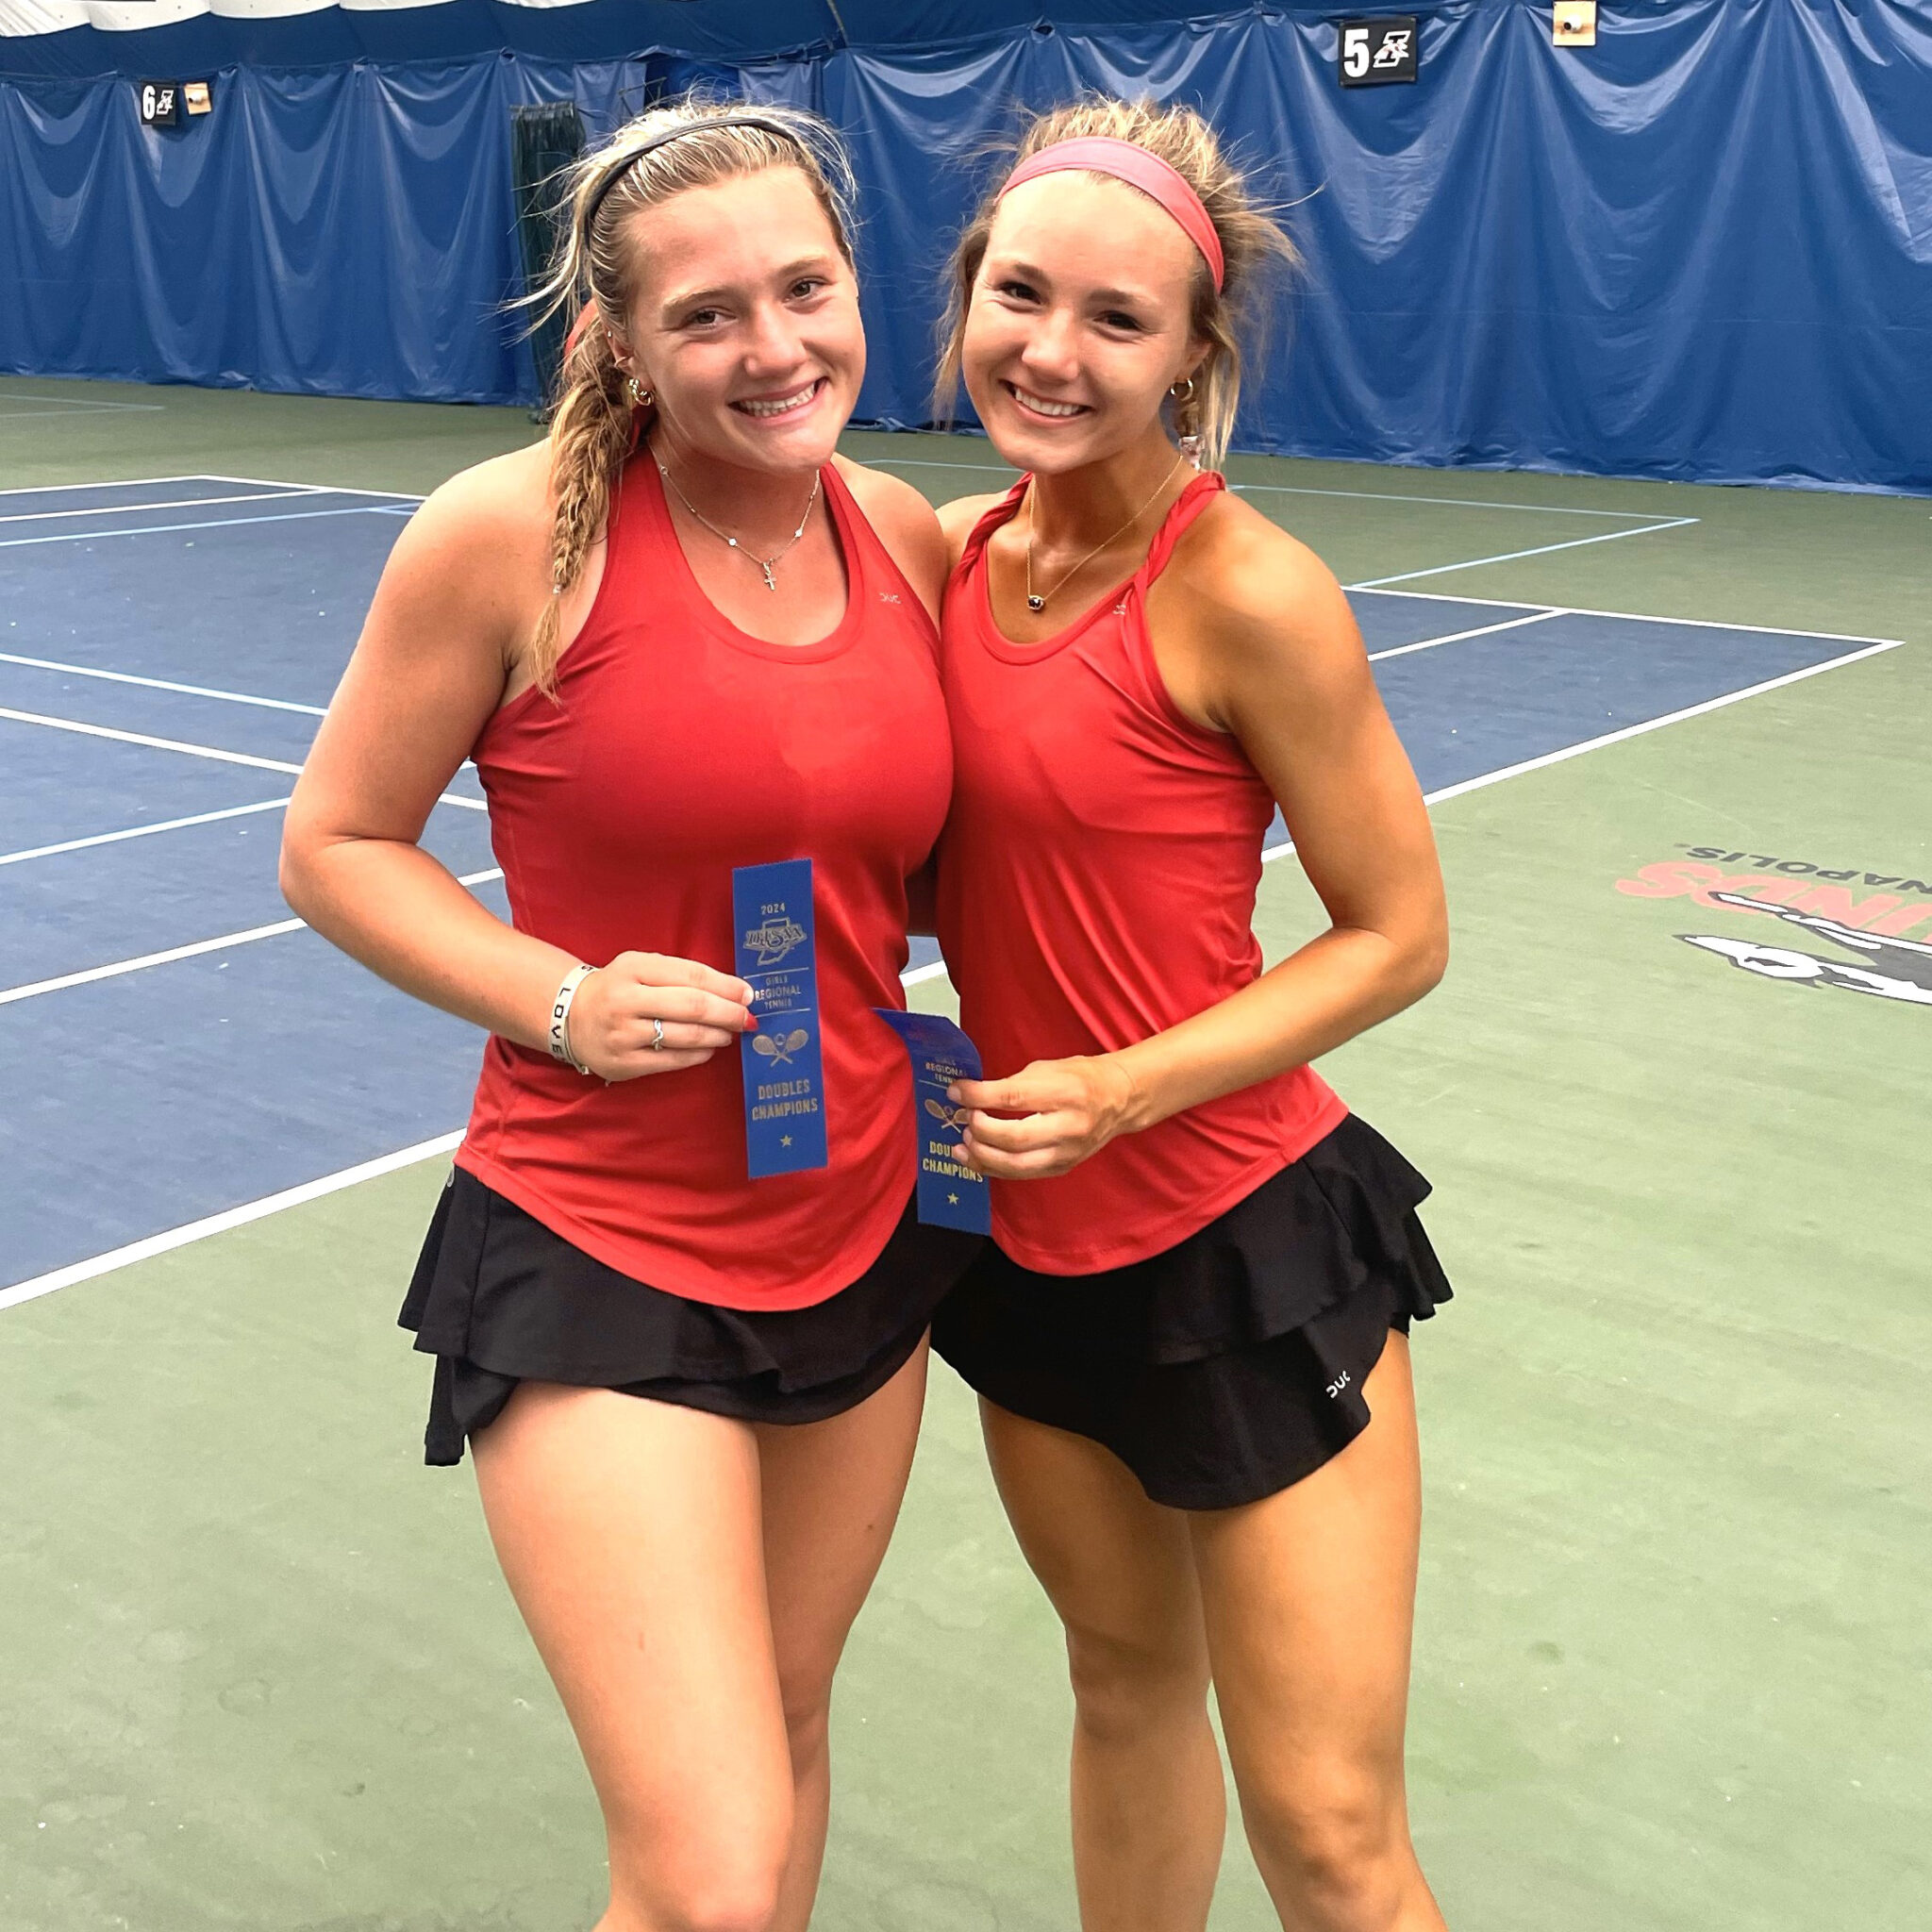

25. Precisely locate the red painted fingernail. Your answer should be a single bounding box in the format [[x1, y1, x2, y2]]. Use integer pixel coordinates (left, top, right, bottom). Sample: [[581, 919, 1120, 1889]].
[[745, 1013, 758, 1030]]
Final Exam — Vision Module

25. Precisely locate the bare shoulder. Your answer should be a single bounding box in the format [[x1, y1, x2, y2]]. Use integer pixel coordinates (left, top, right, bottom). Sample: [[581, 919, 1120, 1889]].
[[394, 442, 551, 581], [832, 453, 936, 531], [833, 455, 947, 608], [936, 491, 1008, 570], [1165, 489, 1363, 684], [834, 455, 942, 556], [368, 442, 556, 660]]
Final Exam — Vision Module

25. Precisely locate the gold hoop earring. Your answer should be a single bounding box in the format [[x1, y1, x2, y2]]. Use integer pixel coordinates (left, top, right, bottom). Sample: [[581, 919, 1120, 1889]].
[[627, 376, 653, 408], [1171, 374, 1206, 470]]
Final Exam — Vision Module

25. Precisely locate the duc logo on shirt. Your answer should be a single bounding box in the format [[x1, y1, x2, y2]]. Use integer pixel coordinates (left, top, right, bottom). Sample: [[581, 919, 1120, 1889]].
[[743, 916, 807, 967]]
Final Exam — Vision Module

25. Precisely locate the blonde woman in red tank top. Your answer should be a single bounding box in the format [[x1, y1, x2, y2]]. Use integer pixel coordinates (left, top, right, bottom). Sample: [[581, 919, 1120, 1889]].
[[928, 103, 1455, 1929], [280, 106, 981, 1932]]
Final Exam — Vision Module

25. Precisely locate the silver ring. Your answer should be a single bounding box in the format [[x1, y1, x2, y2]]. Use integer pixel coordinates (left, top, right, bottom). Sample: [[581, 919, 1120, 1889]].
[[650, 1017, 667, 1052]]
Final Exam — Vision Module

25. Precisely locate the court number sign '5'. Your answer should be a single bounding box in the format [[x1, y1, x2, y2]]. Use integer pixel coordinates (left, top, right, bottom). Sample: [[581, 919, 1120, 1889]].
[[1339, 17, 1421, 86]]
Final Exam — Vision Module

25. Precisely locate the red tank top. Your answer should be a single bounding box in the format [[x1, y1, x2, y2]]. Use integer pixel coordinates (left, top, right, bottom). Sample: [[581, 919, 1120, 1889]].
[[936, 473, 1347, 1275], [458, 457, 951, 1309]]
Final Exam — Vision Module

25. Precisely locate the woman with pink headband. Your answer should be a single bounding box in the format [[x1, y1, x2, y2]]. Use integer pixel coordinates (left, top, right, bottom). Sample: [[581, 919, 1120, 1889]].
[[929, 101, 1455, 1929]]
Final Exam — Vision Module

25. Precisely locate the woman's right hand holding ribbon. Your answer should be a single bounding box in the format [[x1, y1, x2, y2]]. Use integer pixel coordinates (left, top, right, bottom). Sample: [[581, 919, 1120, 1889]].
[[566, 953, 757, 1081]]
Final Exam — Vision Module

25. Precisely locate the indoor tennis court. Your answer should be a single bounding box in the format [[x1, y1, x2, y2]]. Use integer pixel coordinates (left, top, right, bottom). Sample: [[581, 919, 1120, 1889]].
[[4, 4, 1928, 1930], [5, 376, 1924, 1930]]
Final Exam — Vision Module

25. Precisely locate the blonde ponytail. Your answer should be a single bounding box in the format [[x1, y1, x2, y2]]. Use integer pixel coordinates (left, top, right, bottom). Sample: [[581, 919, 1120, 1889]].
[[522, 100, 857, 694], [528, 305, 632, 680]]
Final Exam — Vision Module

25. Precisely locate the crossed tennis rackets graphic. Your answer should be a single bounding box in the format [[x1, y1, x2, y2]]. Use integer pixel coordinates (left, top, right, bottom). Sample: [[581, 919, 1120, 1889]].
[[751, 1027, 812, 1066]]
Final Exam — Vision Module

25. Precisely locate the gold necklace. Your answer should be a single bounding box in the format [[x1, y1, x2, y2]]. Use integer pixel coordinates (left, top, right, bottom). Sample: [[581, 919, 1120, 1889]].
[[657, 458, 821, 592], [1024, 452, 1188, 613]]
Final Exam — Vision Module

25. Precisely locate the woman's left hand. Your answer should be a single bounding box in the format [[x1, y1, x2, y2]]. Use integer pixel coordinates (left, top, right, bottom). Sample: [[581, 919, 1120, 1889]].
[[950, 1056, 1141, 1179]]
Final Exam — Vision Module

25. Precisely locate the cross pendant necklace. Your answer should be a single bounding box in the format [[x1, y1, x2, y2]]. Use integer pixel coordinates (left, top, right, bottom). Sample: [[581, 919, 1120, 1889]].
[[657, 458, 822, 591]]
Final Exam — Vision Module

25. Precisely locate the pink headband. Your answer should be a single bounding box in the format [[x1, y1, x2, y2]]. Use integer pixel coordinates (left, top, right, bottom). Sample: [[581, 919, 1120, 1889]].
[[999, 136, 1224, 291]]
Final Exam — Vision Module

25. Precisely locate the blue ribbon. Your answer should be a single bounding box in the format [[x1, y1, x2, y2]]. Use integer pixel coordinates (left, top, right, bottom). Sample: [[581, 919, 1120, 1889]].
[[871, 1008, 991, 1236], [733, 859, 829, 1178]]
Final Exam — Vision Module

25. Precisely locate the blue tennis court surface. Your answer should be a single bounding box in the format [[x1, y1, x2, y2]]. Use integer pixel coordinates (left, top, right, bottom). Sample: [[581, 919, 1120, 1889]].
[[0, 475, 1895, 1294]]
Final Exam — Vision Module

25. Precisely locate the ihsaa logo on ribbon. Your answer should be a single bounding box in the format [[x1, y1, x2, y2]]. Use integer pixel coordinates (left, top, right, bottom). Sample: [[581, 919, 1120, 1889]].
[[733, 859, 829, 1177], [742, 913, 806, 967]]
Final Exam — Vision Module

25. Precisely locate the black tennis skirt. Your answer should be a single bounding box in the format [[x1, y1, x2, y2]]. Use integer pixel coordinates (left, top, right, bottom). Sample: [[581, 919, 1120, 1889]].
[[930, 1113, 1451, 1511], [400, 1167, 984, 1467]]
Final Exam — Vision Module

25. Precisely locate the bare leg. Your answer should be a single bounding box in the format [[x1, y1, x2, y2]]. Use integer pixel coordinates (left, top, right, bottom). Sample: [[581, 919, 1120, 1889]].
[[1191, 1335, 1448, 1932], [472, 1383, 790, 1932], [472, 1349, 934, 1932], [756, 1342, 933, 1932], [981, 1399, 1225, 1932]]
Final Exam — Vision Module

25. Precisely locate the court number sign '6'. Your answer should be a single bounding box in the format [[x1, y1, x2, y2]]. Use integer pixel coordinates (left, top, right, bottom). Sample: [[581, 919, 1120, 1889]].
[[1339, 17, 1421, 86], [138, 81, 180, 128]]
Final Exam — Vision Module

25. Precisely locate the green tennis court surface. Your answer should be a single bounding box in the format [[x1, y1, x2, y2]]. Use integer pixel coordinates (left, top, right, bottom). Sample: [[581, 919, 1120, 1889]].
[[3, 376, 1926, 1930]]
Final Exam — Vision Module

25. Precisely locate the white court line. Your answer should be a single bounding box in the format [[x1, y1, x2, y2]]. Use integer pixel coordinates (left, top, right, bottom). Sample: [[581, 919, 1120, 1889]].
[[1258, 639, 1904, 863], [0, 392, 167, 411], [0, 796, 291, 869], [2, 639, 1901, 1307], [0, 489, 325, 527], [0, 1133, 467, 1314], [1367, 610, 1563, 661], [0, 407, 168, 422], [0, 865, 506, 1008], [866, 456, 1664, 520], [0, 651, 327, 716], [1232, 482, 1657, 518], [0, 472, 271, 500], [0, 931, 941, 1309], [868, 457, 1017, 476], [1, 914, 307, 1002], [197, 471, 427, 504], [1354, 586, 1543, 609], [1347, 518, 1699, 589], [0, 705, 306, 775], [0, 471, 420, 507], [0, 471, 1892, 1301], [0, 706, 488, 810], [1416, 641, 1902, 805], [0, 503, 413, 550], [1352, 583, 1901, 647]]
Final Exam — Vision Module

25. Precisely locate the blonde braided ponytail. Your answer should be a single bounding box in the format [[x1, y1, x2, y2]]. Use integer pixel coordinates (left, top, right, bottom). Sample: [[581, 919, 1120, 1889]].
[[529, 305, 633, 683], [523, 100, 858, 695]]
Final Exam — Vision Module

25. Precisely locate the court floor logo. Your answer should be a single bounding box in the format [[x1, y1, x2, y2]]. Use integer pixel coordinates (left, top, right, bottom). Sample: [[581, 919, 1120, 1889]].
[[1618, 847, 1932, 1010]]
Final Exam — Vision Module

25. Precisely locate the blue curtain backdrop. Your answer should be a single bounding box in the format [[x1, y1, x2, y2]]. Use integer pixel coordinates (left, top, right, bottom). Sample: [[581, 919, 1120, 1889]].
[[3, 1, 1929, 491]]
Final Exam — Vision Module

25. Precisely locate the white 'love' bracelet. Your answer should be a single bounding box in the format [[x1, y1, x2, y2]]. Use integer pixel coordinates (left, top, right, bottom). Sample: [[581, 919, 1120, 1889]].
[[547, 962, 597, 1075]]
